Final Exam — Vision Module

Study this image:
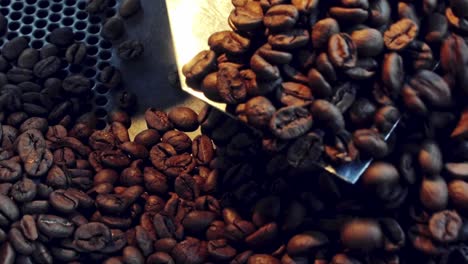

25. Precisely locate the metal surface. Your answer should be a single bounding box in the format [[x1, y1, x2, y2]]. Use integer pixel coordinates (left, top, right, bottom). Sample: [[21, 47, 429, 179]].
[[165, 0, 398, 184]]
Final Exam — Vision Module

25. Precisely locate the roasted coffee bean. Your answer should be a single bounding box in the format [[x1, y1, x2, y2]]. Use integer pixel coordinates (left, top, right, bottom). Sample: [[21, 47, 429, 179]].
[[0, 194, 19, 227], [119, 0, 141, 17], [63, 74, 92, 95], [65, 43, 87, 65], [102, 16, 125, 40], [208, 31, 250, 55], [40, 44, 59, 59], [207, 239, 236, 262], [182, 50, 217, 83], [17, 48, 39, 69], [0, 160, 22, 183], [192, 135, 215, 165], [351, 28, 384, 57], [117, 90, 137, 110], [33, 56, 61, 79], [263, 5, 298, 31], [171, 237, 207, 264], [353, 129, 388, 158], [418, 142, 443, 176], [245, 222, 278, 248], [328, 33, 357, 69], [11, 178, 36, 203], [286, 232, 328, 256], [49, 28, 74, 47], [248, 254, 280, 264], [117, 40, 144, 60], [277, 82, 313, 106], [341, 219, 383, 252], [182, 210, 217, 234], [86, 0, 109, 13], [168, 107, 199, 132], [122, 246, 145, 264], [49, 190, 79, 213], [146, 252, 175, 264], [9, 227, 34, 255], [428, 210, 461, 243], [100, 66, 122, 89], [74, 222, 112, 252], [384, 18, 418, 51], [270, 105, 313, 140], [37, 215, 74, 238], [229, 1, 264, 31], [7, 67, 33, 83], [2, 36, 28, 61], [268, 29, 309, 50], [162, 130, 192, 153], [217, 64, 248, 104], [420, 176, 448, 211]]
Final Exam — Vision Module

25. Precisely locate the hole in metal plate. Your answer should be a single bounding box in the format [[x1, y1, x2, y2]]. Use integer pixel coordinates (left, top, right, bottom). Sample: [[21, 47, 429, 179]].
[[86, 36, 99, 45], [8, 21, 20, 31], [100, 40, 112, 49], [51, 4, 62, 13], [95, 96, 108, 106], [75, 21, 87, 30], [33, 29, 45, 38], [31, 40, 44, 49], [20, 26, 33, 35], [64, 8, 75, 16], [87, 46, 98, 56], [38, 0, 50, 9], [74, 31, 86, 41], [95, 84, 110, 94], [65, 0, 77, 6], [37, 10, 48, 19], [76, 11, 88, 20], [22, 16, 34, 24], [10, 11, 22, 21], [99, 50, 112, 61], [49, 13, 61, 23], [12, 2, 23, 11], [62, 17, 74, 26], [24, 6, 36, 15]]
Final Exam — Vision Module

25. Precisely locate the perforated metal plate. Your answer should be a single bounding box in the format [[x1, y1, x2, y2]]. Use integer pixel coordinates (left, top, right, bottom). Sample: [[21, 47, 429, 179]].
[[0, 0, 118, 130]]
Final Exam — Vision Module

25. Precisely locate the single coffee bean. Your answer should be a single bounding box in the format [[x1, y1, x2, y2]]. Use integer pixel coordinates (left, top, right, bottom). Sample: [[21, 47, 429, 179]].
[[353, 129, 388, 158], [351, 28, 384, 57], [11, 178, 36, 203], [146, 252, 175, 264], [182, 50, 217, 83], [418, 142, 443, 176], [117, 40, 144, 60], [420, 176, 449, 211], [0, 160, 22, 183], [270, 105, 313, 140], [122, 246, 145, 264], [37, 214, 75, 238], [208, 31, 250, 55], [65, 43, 87, 65], [33, 56, 61, 79], [63, 74, 91, 95], [74, 222, 112, 252], [263, 5, 299, 31], [40, 44, 59, 59], [182, 210, 217, 234], [162, 130, 192, 153], [229, 1, 264, 31], [248, 254, 280, 264], [119, 0, 142, 18], [428, 210, 462, 243], [217, 64, 248, 104], [171, 237, 207, 264], [268, 29, 309, 50], [192, 135, 215, 165], [49, 189, 79, 214], [100, 66, 122, 89], [341, 219, 383, 252], [49, 27, 74, 47], [286, 232, 328, 256], [2, 36, 28, 61], [17, 48, 39, 69], [9, 227, 34, 255], [384, 18, 418, 51], [328, 33, 357, 69], [7, 67, 33, 83], [102, 16, 125, 40], [86, 0, 109, 13], [168, 107, 199, 132]]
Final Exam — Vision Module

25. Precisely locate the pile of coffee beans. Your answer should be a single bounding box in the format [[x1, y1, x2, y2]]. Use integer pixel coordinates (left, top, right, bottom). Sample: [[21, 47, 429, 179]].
[[182, 0, 460, 170], [0, 31, 100, 129]]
